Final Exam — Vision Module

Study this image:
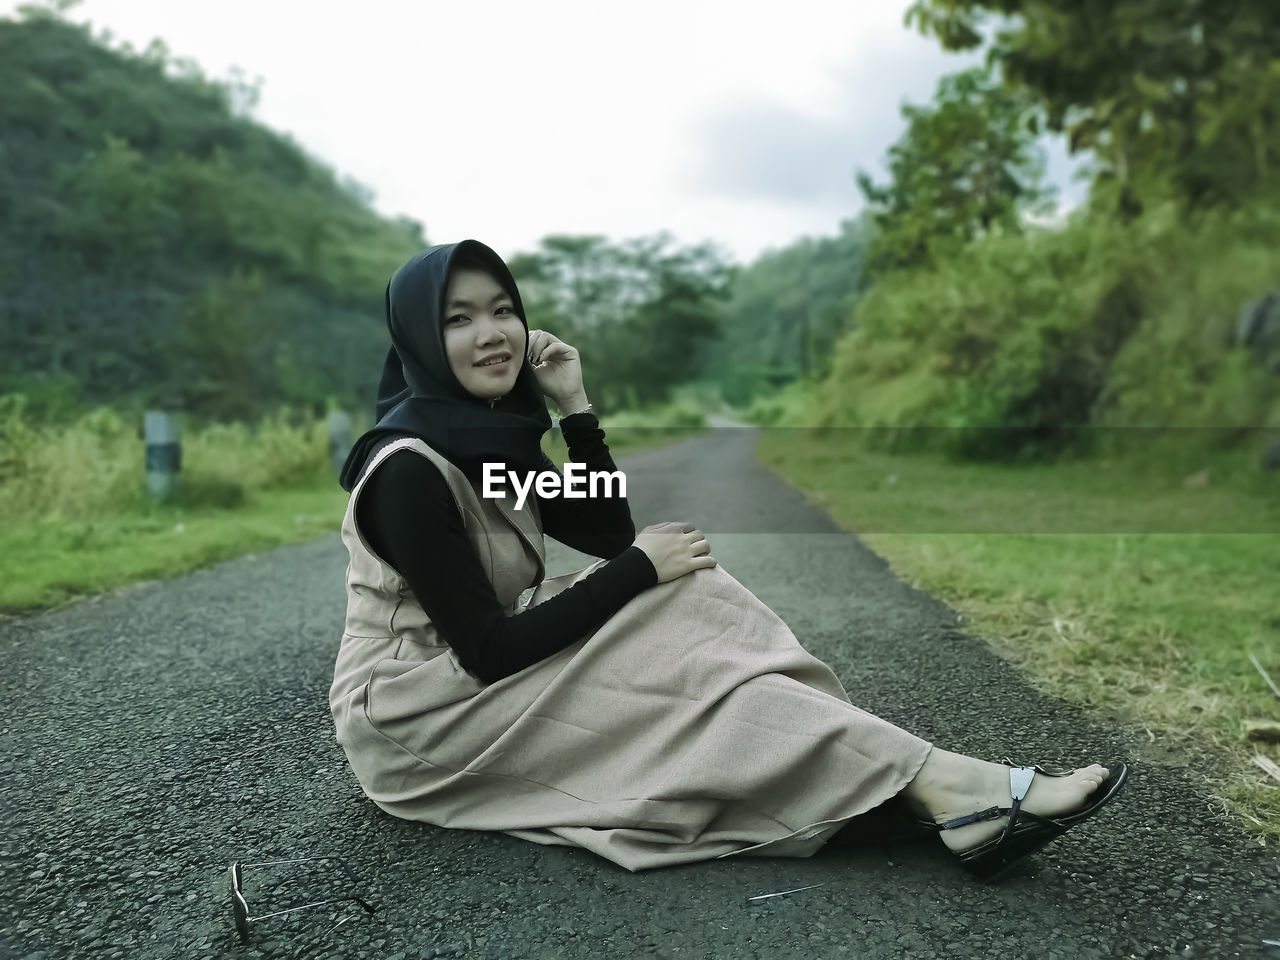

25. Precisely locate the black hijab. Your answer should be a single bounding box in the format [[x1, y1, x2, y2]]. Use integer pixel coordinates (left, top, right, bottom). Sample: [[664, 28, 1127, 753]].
[[338, 240, 552, 492]]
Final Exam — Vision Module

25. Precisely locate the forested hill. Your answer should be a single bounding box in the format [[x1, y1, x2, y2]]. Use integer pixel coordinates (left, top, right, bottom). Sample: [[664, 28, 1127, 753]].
[[0, 10, 424, 421]]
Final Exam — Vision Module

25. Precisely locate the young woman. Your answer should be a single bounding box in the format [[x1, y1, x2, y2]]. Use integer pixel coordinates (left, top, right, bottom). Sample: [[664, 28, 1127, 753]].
[[330, 240, 1126, 879]]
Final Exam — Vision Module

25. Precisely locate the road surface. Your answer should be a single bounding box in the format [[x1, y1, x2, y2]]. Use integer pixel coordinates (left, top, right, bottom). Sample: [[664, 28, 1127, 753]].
[[2, 422, 1276, 958]]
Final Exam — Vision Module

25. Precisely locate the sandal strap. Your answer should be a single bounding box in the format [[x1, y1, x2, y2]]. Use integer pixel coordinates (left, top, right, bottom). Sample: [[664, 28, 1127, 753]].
[[1005, 766, 1036, 836], [932, 766, 1039, 834], [934, 805, 1009, 831]]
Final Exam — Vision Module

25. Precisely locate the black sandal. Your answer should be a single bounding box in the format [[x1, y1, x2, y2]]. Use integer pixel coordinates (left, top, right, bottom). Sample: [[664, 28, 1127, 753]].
[[922, 761, 1128, 882]]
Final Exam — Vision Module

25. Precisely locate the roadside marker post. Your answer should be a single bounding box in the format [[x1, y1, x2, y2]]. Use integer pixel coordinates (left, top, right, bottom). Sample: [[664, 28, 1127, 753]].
[[328, 410, 353, 478], [144, 410, 181, 501]]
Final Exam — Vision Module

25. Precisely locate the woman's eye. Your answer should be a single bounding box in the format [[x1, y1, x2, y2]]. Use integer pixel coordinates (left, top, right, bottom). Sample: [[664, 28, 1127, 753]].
[[496, 305, 512, 315], [446, 314, 467, 325]]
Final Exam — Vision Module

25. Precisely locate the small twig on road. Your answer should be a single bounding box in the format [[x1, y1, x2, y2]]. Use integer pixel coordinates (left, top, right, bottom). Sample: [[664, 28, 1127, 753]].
[[1249, 653, 1280, 700], [746, 882, 828, 903]]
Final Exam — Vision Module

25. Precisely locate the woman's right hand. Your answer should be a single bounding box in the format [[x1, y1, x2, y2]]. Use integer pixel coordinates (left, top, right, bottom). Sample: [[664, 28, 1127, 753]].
[[632, 522, 716, 584]]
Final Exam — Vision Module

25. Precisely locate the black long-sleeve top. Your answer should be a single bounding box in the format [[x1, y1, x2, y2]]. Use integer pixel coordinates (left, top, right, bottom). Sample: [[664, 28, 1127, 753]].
[[356, 411, 657, 684]]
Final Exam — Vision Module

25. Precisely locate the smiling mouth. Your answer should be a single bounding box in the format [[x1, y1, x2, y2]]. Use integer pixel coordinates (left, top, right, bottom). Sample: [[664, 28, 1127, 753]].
[[475, 355, 511, 368]]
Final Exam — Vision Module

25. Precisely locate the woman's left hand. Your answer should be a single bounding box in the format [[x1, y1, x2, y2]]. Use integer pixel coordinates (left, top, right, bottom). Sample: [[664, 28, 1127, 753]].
[[526, 330, 584, 405]]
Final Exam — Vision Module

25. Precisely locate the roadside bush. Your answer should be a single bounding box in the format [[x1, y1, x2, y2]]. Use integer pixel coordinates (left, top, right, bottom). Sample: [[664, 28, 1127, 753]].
[[1096, 200, 1280, 433], [182, 408, 328, 503], [744, 380, 815, 428], [0, 401, 330, 526], [0, 396, 141, 527], [600, 400, 706, 432], [806, 199, 1280, 461]]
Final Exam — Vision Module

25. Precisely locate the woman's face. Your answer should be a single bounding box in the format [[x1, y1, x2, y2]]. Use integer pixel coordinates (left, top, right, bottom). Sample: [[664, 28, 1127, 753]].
[[442, 268, 527, 400]]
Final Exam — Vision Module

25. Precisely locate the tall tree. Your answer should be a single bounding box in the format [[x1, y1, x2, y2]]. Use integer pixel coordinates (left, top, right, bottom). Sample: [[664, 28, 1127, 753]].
[[857, 66, 1050, 274], [905, 0, 1280, 211]]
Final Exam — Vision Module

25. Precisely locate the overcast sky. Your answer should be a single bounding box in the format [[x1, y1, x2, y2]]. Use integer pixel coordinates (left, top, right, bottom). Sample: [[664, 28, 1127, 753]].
[[7, 0, 1088, 266]]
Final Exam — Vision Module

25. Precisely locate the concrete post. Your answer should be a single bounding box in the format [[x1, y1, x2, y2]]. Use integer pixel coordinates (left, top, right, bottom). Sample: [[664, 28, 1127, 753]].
[[144, 411, 181, 501], [327, 410, 353, 477]]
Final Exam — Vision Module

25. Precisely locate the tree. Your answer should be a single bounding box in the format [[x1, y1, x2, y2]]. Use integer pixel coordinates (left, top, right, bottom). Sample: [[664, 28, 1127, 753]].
[[164, 270, 277, 421], [905, 0, 1280, 211], [509, 233, 732, 412], [700, 217, 872, 402], [856, 65, 1051, 274]]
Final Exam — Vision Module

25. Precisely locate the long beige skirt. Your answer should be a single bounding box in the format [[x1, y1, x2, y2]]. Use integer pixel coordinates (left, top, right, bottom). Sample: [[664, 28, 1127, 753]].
[[331, 561, 933, 872]]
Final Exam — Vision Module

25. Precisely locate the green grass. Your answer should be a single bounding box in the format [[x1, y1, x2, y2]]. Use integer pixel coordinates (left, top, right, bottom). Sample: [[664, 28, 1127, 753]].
[[0, 479, 348, 614], [757, 428, 1280, 840]]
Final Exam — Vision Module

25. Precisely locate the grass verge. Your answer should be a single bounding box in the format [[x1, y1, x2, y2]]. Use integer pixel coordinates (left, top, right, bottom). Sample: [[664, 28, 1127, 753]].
[[0, 479, 348, 615], [756, 427, 1280, 841]]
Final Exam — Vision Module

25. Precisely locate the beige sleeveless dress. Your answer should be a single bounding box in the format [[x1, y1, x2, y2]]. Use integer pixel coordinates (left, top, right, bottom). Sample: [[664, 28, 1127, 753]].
[[329, 438, 933, 872]]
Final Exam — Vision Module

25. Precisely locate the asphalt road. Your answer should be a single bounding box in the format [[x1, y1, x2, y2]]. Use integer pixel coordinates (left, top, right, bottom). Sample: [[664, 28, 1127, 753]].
[[2, 422, 1277, 959]]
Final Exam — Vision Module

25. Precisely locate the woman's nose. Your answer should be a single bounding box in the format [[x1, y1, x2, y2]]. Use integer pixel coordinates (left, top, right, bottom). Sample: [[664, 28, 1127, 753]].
[[474, 316, 505, 344]]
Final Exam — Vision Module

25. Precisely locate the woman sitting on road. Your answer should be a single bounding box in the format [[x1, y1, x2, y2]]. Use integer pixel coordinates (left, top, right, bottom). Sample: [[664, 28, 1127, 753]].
[[329, 240, 1126, 880]]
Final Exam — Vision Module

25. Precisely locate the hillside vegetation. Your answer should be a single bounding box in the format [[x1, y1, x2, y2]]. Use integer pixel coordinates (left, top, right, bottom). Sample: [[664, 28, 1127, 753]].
[[809, 200, 1280, 461], [0, 11, 424, 422]]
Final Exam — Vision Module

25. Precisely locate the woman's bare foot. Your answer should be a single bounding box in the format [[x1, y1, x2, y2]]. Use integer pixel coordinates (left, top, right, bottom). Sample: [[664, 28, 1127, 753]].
[[902, 748, 1110, 853]]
